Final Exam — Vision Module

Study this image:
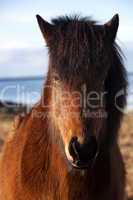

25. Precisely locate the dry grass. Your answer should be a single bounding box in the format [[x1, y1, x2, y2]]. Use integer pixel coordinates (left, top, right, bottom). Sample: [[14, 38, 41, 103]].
[[0, 113, 14, 151], [0, 111, 132, 199], [119, 112, 133, 199]]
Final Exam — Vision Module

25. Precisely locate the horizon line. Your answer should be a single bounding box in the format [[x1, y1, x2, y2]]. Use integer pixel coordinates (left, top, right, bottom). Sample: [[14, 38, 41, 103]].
[[0, 72, 132, 81]]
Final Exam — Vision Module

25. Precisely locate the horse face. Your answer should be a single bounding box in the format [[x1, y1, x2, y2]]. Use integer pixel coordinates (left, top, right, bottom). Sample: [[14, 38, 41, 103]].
[[37, 14, 119, 169], [50, 81, 101, 169]]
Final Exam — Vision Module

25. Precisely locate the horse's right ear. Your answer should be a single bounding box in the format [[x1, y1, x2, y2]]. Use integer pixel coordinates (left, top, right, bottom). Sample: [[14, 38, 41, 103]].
[[36, 15, 54, 41]]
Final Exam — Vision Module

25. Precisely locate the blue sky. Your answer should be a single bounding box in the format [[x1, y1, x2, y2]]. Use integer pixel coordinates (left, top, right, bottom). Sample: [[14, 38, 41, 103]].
[[0, 0, 133, 77]]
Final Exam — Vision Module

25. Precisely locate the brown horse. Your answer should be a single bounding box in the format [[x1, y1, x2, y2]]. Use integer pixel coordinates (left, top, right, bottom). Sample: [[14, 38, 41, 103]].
[[0, 14, 127, 200]]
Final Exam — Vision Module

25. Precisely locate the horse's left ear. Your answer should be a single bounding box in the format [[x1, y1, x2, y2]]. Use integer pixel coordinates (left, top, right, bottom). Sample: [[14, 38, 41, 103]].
[[104, 14, 119, 42], [36, 14, 54, 41]]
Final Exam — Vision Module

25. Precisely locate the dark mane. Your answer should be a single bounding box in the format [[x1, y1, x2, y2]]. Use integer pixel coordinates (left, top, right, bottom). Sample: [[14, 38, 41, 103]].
[[49, 15, 127, 93], [48, 16, 105, 83], [51, 15, 96, 26], [104, 42, 128, 148], [49, 15, 128, 148]]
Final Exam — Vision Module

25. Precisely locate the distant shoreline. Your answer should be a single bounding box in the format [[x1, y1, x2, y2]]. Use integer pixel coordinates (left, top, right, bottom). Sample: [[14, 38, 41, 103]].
[[0, 100, 28, 115], [0, 76, 45, 82], [0, 72, 132, 81]]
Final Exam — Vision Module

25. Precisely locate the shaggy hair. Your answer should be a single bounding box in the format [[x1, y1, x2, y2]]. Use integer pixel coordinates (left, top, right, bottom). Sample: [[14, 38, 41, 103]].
[[0, 15, 128, 200], [47, 15, 128, 147]]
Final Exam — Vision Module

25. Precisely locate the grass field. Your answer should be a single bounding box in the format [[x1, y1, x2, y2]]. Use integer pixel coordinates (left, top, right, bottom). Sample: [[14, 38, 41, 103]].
[[0, 110, 132, 199], [119, 112, 133, 199]]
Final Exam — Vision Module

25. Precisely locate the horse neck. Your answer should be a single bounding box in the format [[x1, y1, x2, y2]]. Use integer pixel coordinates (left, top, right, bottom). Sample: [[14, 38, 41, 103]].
[[19, 78, 68, 186]]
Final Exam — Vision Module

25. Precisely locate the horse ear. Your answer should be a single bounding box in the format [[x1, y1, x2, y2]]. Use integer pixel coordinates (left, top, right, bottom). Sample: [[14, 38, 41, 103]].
[[104, 14, 119, 42], [36, 15, 54, 41]]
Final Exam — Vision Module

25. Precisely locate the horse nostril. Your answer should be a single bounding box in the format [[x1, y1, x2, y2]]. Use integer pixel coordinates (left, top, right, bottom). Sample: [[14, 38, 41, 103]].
[[68, 137, 80, 161], [68, 136, 98, 166]]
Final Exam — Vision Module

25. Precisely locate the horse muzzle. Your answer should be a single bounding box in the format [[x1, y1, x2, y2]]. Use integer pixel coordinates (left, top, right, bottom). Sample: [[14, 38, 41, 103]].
[[68, 136, 98, 169]]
